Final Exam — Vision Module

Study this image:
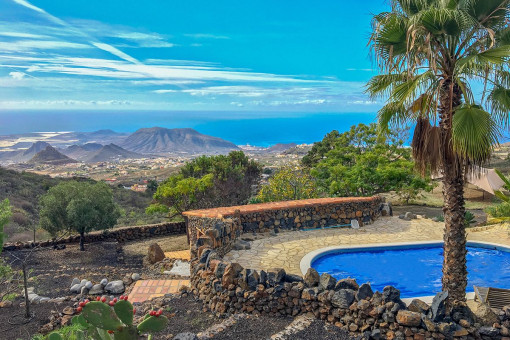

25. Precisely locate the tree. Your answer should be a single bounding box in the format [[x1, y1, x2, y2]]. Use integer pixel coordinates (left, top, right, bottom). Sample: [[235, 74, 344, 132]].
[[39, 181, 120, 251], [305, 123, 431, 197], [0, 199, 12, 253], [257, 166, 320, 202], [149, 151, 261, 217], [147, 179, 159, 193], [366, 0, 510, 307]]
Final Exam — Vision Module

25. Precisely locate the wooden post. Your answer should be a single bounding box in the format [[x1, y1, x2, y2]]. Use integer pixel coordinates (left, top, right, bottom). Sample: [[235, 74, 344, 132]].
[[22, 262, 30, 318]]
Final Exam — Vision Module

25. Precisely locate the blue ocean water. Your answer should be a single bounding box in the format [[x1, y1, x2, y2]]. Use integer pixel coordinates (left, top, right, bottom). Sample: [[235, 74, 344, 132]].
[[0, 110, 377, 146], [312, 245, 510, 298]]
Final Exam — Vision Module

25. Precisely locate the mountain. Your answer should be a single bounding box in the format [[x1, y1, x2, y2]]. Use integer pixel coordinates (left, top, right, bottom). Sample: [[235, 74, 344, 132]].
[[61, 143, 103, 161], [121, 127, 239, 154], [0, 141, 52, 163], [29, 145, 77, 165], [85, 143, 143, 163], [266, 143, 298, 153]]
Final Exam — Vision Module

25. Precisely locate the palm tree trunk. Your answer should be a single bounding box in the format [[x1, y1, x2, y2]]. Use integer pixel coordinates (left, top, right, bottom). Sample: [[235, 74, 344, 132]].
[[439, 79, 468, 307]]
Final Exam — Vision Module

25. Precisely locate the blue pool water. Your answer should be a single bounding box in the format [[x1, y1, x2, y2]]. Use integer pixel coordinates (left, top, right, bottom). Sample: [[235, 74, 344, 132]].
[[311, 244, 510, 298]]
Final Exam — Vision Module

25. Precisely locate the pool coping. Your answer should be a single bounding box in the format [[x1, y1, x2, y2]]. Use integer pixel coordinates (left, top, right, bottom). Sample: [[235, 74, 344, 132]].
[[299, 240, 510, 302]]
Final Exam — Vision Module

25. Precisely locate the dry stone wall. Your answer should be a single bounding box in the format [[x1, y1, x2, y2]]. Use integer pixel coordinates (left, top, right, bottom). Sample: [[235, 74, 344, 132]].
[[184, 197, 508, 339], [3, 221, 186, 251]]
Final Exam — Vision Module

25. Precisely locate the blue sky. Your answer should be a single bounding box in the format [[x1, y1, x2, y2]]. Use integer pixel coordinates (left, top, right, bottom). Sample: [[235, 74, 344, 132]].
[[1, 0, 389, 112]]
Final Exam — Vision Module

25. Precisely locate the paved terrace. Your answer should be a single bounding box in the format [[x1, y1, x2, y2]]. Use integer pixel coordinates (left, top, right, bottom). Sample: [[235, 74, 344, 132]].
[[223, 216, 510, 275]]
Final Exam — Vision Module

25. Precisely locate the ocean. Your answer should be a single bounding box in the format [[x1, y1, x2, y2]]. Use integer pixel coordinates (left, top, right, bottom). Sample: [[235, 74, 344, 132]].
[[0, 110, 377, 146]]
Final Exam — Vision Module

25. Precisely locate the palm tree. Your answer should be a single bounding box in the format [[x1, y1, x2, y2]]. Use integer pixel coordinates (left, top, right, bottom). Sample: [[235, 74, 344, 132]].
[[367, 0, 510, 308]]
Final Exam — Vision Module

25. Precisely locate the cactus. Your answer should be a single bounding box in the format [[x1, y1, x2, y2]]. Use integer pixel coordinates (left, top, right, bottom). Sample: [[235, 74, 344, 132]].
[[78, 296, 169, 340]]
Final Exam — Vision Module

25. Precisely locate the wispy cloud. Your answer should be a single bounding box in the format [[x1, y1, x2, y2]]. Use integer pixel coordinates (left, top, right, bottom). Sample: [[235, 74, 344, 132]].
[[184, 33, 230, 40]]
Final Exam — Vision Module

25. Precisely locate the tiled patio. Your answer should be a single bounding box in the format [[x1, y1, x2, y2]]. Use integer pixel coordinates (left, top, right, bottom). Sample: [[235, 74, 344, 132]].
[[223, 215, 510, 275], [128, 279, 190, 303]]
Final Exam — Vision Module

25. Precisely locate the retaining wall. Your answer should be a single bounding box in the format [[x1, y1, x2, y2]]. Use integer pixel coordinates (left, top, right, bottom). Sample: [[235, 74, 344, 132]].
[[3, 221, 186, 251], [184, 197, 505, 339]]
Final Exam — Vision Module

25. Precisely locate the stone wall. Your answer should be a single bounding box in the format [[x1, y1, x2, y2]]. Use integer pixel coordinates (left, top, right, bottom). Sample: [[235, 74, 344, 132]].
[[190, 252, 505, 340], [3, 221, 186, 251], [184, 197, 507, 339], [184, 196, 382, 257]]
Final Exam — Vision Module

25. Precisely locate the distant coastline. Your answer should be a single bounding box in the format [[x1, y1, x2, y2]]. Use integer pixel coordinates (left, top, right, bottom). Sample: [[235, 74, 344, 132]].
[[0, 110, 377, 147]]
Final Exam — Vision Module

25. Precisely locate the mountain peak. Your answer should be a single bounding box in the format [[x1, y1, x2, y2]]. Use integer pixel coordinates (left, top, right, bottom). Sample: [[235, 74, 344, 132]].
[[121, 127, 238, 154]]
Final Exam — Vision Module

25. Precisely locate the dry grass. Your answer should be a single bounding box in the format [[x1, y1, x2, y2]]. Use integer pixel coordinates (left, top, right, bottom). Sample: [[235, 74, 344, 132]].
[[123, 234, 189, 257], [382, 181, 498, 210]]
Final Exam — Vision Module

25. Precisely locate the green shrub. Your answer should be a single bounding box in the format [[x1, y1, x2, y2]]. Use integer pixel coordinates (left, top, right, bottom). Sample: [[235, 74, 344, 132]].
[[486, 201, 510, 218], [464, 211, 475, 226]]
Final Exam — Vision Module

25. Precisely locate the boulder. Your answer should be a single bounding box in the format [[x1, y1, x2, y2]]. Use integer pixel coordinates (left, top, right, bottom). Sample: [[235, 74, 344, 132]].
[[380, 203, 393, 216], [71, 278, 80, 286], [285, 274, 303, 283], [382, 286, 401, 302], [479, 327, 500, 337], [147, 243, 165, 264], [104, 280, 125, 294], [304, 268, 320, 287], [318, 273, 336, 292], [437, 322, 456, 337], [89, 284, 104, 295], [428, 291, 448, 322], [100, 278, 108, 286], [331, 289, 355, 309], [267, 268, 286, 286], [70, 283, 82, 294], [356, 283, 373, 301], [84, 281, 93, 289], [214, 262, 227, 279], [396, 310, 422, 327], [131, 273, 140, 281], [408, 299, 430, 314], [475, 303, 500, 326], [450, 301, 474, 324], [335, 278, 359, 291]]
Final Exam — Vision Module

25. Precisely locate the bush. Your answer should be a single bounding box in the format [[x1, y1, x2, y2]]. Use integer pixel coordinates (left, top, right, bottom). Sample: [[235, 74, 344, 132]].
[[486, 202, 510, 218]]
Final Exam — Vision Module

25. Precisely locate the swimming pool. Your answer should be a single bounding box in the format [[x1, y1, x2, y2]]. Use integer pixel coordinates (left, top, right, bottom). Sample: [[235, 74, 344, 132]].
[[309, 242, 510, 298]]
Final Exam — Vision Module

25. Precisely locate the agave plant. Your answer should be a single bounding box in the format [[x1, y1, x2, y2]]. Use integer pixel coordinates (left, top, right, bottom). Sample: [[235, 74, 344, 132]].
[[367, 0, 510, 308]]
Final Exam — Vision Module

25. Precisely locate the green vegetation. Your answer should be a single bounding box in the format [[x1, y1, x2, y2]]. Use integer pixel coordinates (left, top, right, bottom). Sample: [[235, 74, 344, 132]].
[[148, 151, 261, 217], [367, 0, 510, 306], [39, 181, 121, 251], [257, 166, 319, 202], [304, 123, 431, 198], [0, 198, 11, 252], [43, 298, 168, 340], [0, 167, 165, 243]]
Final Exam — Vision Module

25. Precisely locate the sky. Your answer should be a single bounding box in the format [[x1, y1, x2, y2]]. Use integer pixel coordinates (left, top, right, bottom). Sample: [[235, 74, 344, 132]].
[[0, 0, 389, 112]]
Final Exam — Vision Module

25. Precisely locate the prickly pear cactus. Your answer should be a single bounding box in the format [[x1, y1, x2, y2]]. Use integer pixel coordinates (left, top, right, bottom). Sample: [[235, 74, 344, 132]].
[[78, 296, 169, 340]]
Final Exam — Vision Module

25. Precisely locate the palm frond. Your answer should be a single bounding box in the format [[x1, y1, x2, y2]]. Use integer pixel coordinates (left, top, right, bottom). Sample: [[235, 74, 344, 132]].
[[487, 85, 510, 127], [451, 104, 500, 166]]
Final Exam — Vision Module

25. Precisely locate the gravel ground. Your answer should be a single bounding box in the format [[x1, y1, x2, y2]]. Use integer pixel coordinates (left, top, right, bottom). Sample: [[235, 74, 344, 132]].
[[0, 299, 75, 340], [208, 314, 293, 340], [288, 320, 359, 340]]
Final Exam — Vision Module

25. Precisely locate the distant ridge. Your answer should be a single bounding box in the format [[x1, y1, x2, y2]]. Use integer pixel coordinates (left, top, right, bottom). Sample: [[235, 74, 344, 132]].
[[121, 127, 239, 154], [62, 143, 103, 160], [85, 143, 143, 162], [266, 143, 297, 153], [29, 145, 77, 165]]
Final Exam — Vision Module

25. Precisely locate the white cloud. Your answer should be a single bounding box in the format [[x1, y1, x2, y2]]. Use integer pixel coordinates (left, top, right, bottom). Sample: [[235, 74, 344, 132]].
[[184, 33, 230, 40], [12, 0, 47, 14], [0, 40, 92, 51], [153, 89, 178, 94], [0, 31, 49, 39], [9, 71, 25, 79], [348, 100, 378, 105]]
